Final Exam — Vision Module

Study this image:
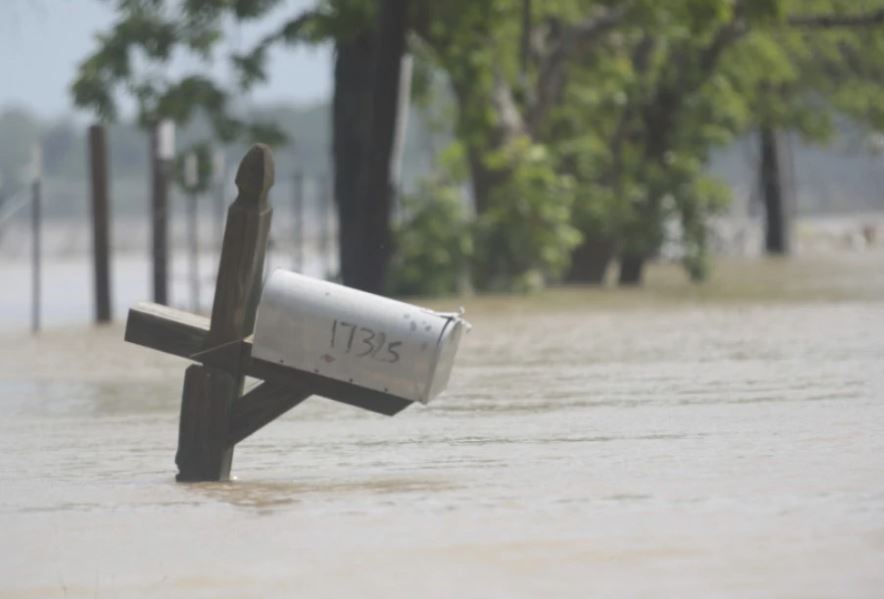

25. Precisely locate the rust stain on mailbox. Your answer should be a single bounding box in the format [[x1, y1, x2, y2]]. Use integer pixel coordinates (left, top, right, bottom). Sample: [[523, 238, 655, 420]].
[[252, 270, 470, 404]]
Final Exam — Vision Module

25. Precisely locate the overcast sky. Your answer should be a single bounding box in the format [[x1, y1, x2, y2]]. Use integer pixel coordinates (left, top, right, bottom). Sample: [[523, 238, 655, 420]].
[[0, 0, 332, 120]]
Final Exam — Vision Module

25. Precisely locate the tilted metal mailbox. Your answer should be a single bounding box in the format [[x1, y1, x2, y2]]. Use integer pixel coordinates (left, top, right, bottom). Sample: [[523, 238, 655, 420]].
[[253, 269, 469, 404]]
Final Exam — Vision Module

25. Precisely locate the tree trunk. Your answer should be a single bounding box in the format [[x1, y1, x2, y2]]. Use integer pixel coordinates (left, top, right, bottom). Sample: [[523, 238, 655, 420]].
[[566, 237, 614, 284], [759, 124, 789, 255], [465, 144, 506, 215], [450, 71, 525, 216], [333, 33, 375, 287], [352, 0, 408, 292], [618, 252, 645, 286]]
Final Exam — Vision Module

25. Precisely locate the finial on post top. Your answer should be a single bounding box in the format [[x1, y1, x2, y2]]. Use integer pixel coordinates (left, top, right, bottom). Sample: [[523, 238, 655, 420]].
[[234, 144, 275, 205]]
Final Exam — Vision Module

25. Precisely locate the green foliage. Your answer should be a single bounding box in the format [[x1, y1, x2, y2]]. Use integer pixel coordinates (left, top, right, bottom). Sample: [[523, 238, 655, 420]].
[[472, 138, 581, 292], [671, 174, 731, 282], [388, 179, 473, 297], [521, 0, 884, 283], [725, 0, 884, 139], [522, 1, 750, 274], [71, 0, 299, 144]]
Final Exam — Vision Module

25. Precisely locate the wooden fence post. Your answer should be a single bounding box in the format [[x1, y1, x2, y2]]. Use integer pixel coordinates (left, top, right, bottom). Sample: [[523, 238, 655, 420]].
[[30, 151, 42, 334], [186, 191, 200, 313], [292, 169, 304, 272], [88, 124, 113, 323], [175, 144, 274, 481], [150, 121, 172, 305], [213, 149, 227, 254], [318, 174, 332, 278], [184, 151, 200, 313]]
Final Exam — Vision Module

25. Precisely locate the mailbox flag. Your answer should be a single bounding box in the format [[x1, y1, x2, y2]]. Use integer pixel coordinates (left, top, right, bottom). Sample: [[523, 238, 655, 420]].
[[252, 270, 469, 404]]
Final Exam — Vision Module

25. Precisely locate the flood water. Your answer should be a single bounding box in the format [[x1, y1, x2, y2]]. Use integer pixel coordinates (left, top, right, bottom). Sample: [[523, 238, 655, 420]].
[[1, 254, 883, 598]]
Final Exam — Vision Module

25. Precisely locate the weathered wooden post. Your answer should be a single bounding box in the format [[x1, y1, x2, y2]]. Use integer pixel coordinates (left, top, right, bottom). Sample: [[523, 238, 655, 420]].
[[175, 144, 273, 481], [124, 144, 468, 482], [88, 124, 113, 323]]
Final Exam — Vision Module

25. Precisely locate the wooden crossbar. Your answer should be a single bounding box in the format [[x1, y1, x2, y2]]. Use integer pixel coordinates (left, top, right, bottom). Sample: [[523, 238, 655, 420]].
[[125, 302, 413, 422]]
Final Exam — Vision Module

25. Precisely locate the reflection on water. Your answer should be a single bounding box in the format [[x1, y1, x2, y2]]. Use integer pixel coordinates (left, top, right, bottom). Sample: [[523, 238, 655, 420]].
[[1, 255, 883, 597]]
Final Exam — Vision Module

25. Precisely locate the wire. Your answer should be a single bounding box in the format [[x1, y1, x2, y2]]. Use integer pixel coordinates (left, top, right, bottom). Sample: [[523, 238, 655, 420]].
[[0, 188, 33, 229]]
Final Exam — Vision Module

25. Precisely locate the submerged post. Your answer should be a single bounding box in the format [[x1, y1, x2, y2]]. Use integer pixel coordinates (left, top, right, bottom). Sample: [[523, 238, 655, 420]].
[[175, 144, 274, 481]]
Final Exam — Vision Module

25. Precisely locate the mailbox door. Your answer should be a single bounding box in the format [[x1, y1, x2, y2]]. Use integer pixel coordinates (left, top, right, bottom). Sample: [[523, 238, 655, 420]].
[[252, 270, 466, 404]]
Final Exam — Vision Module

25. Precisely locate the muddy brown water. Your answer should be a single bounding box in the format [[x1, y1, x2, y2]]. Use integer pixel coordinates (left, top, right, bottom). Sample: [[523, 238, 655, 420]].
[[1, 255, 883, 597]]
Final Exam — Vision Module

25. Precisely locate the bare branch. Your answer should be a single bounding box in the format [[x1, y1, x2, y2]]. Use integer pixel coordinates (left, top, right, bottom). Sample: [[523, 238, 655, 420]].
[[527, 8, 624, 135], [230, 10, 323, 90], [788, 8, 884, 29], [520, 0, 532, 76], [642, 6, 749, 161]]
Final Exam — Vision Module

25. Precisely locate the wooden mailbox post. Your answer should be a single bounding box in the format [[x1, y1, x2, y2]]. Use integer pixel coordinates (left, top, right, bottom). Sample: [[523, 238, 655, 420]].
[[125, 145, 465, 482]]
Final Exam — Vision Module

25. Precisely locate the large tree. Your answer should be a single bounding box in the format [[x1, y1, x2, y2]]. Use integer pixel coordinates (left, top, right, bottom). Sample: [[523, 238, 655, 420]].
[[544, 0, 884, 283], [740, 0, 884, 255], [411, 0, 621, 290], [343, 0, 408, 291]]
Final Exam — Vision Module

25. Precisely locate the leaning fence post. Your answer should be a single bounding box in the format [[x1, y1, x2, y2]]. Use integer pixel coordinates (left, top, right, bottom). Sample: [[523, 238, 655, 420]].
[[175, 144, 274, 481], [88, 124, 113, 323]]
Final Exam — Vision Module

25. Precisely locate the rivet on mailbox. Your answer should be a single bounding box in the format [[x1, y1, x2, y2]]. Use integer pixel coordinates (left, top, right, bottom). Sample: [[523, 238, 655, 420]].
[[253, 269, 470, 405]]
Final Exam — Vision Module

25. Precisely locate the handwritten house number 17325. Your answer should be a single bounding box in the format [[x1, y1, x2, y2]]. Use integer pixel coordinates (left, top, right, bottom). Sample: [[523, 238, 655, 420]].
[[330, 320, 401, 363]]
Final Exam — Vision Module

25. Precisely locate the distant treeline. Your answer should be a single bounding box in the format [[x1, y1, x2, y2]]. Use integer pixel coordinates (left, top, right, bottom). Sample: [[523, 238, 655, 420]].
[[0, 103, 880, 220], [0, 102, 439, 217]]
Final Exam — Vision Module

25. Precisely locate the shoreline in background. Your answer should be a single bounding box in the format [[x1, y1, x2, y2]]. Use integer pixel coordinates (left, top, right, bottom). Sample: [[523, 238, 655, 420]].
[[1, 236, 882, 336]]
